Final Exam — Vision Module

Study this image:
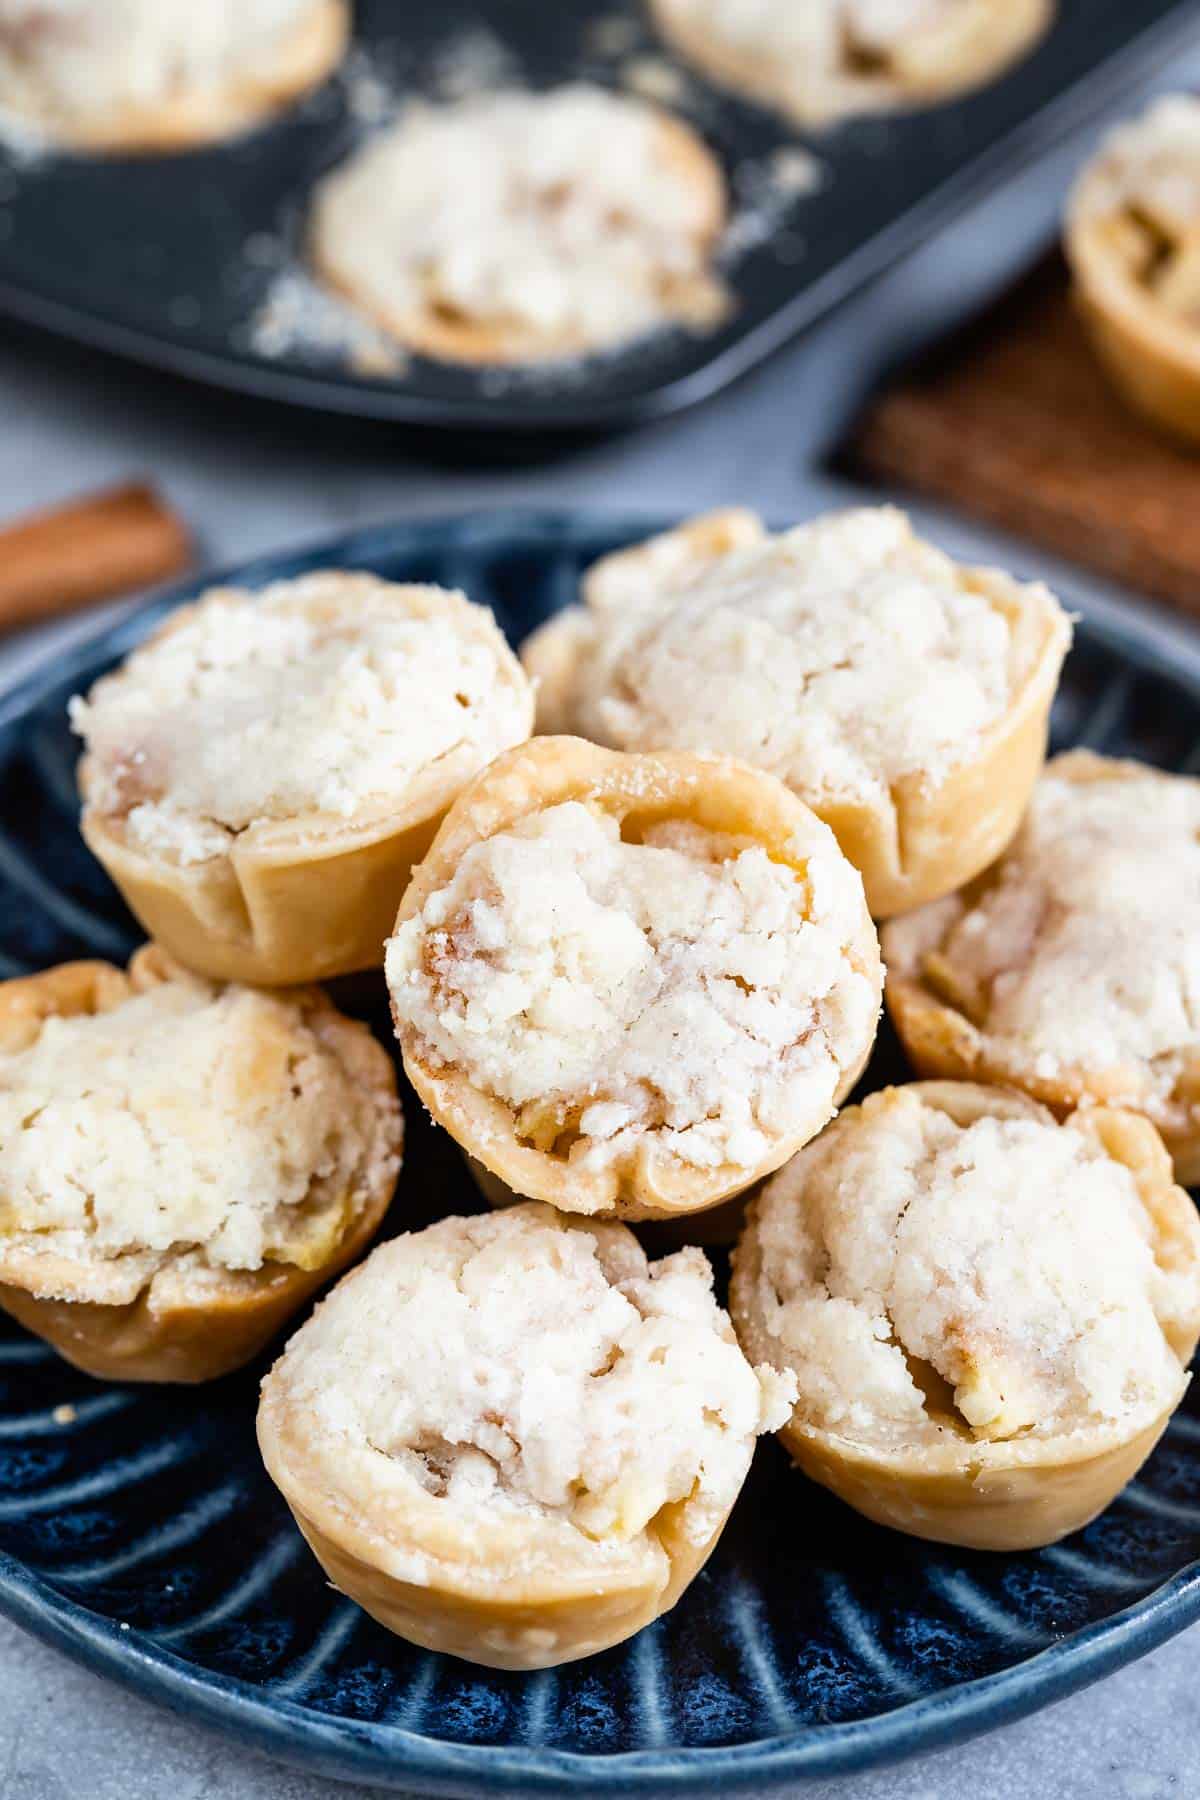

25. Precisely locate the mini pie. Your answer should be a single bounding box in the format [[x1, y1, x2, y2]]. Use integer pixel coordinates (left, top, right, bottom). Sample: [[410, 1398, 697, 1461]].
[[309, 84, 729, 365], [730, 1081, 1200, 1551], [522, 508, 1070, 919], [883, 751, 1200, 1184], [647, 0, 1052, 129], [0, 945, 402, 1383], [0, 0, 349, 153], [1066, 94, 1200, 447], [385, 736, 882, 1224], [257, 1201, 794, 1668], [72, 571, 534, 987]]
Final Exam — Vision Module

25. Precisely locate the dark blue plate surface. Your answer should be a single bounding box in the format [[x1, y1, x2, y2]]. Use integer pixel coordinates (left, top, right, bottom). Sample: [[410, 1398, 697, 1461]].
[[2, 511, 1200, 1795]]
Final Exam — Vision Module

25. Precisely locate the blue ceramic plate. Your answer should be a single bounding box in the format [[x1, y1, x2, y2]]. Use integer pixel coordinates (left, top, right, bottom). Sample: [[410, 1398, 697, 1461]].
[[2, 511, 1200, 1796]]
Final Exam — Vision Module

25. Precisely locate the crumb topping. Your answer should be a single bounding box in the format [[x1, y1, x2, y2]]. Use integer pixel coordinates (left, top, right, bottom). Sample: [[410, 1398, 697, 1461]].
[[651, 0, 1029, 123], [1070, 94, 1200, 326], [70, 573, 531, 865], [544, 509, 1042, 804], [893, 761, 1200, 1104], [0, 974, 400, 1277], [0, 0, 323, 128], [737, 1089, 1192, 1450], [271, 1204, 794, 1544], [311, 85, 727, 355], [387, 800, 877, 1176]]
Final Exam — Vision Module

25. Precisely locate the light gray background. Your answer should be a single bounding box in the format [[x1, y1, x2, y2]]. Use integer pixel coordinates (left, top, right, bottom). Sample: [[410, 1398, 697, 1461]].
[[2, 41, 1200, 1800]]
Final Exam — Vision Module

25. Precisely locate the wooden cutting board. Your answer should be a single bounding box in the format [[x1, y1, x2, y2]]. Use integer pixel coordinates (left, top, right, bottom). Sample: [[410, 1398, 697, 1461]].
[[851, 253, 1200, 617]]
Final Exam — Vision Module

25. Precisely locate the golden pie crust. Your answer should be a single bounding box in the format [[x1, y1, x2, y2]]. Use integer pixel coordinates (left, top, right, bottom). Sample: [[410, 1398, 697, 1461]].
[[523, 512, 1070, 920], [1067, 102, 1200, 448], [0, 945, 400, 1382], [883, 751, 1200, 1184], [77, 578, 534, 988], [730, 1081, 1200, 1551], [387, 736, 882, 1223], [0, 0, 349, 154], [647, 0, 1052, 129]]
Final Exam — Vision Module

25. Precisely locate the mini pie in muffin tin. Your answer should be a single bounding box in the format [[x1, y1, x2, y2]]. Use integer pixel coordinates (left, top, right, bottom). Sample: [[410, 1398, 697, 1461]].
[[0, 0, 349, 153], [310, 85, 729, 367], [729, 1080, 1200, 1551], [385, 735, 882, 1224], [1066, 93, 1200, 447], [257, 1201, 794, 1669], [0, 944, 402, 1383], [72, 571, 534, 987], [647, 0, 1053, 129], [522, 508, 1071, 919], [882, 751, 1200, 1185]]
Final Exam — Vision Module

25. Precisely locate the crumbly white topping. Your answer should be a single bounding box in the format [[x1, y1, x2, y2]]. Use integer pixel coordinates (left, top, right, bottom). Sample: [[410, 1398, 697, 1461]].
[[659, 0, 953, 58], [0, 976, 399, 1277], [896, 763, 1200, 1100], [0, 0, 321, 128], [739, 1089, 1192, 1450], [652, 0, 1013, 121], [70, 573, 531, 865], [271, 1203, 794, 1544], [387, 800, 878, 1174], [545, 509, 1038, 805], [311, 85, 726, 354]]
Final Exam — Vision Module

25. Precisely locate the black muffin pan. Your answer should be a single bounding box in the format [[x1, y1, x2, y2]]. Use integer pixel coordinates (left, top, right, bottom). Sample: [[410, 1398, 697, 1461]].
[[0, 0, 1195, 430]]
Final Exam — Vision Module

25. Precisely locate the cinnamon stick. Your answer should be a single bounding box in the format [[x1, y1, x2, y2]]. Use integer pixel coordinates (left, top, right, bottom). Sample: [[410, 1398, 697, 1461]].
[[0, 481, 192, 633]]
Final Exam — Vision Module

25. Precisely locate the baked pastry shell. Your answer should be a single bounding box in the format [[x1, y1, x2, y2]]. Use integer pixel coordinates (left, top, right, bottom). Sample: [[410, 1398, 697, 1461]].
[[310, 111, 728, 366], [647, 0, 1052, 128], [730, 1081, 1200, 1551], [257, 1231, 740, 1670], [78, 585, 534, 987], [524, 523, 1070, 919], [1067, 191, 1200, 448], [463, 1149, 752, 1250], [0, 946, 401, 1383], [7, 0, 349, 154], [883, 751, 1200, 1183], [390, 736, 882, 1222], [259, 1397, 729, 1670]]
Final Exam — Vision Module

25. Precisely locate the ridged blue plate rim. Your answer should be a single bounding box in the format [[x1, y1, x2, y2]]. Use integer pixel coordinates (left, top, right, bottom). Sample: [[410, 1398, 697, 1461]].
[[2, 507, 1200, 1794]]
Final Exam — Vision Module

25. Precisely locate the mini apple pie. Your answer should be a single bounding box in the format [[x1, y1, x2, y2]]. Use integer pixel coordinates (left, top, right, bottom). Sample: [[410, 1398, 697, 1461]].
[[647, 0, 1052, 129], [883, 751, 1200, 1184], [1066, 94, 1200, 447], [257, 1201, 794, 1668], [730, 1081, 1200, 1551], [309, 85, 729, 365], [71, 572, 533, 987], [0, 0, 349, 153], [522, 509, 1070, 918], [0, 945, 402, 1383], [386, 737, 882, 1223]]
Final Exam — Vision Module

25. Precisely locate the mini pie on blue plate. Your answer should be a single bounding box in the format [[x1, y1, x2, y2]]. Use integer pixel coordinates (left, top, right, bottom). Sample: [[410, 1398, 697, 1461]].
[[257, 1201, 794, 1669], [730, 1080, 1200, 1551], [71, 571, 534, 987], [523, 508, 1070, 918], [0, 944, 402, 1382], [883, 752, 1200, 1185], [385, 736, 882, 1225]]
